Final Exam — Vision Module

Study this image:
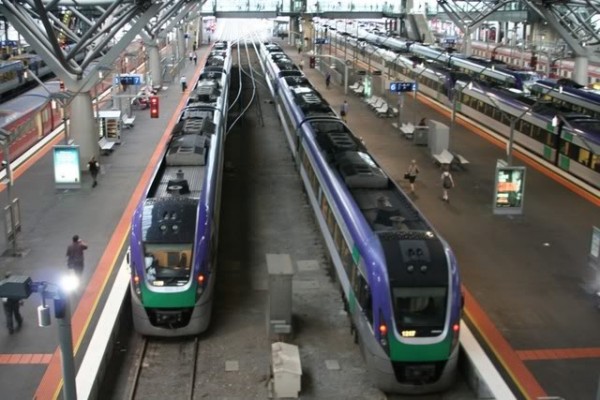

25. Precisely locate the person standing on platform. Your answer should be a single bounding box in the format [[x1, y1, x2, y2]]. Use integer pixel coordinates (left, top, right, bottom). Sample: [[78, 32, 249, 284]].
[[193, 53, 198, 65], [325, 72, 331, 89], [299, 58, 304, 70], [441, 167, 455, 202], [2, 272, 23, 335], [66, 235, 88, 278], [405, 159, 420, 193], [193, 41, 197, 51], [189, 51, 193, 62], [340, 100, 349, 122], [88, 156, 99, 188], [180, 75, 187, 92]]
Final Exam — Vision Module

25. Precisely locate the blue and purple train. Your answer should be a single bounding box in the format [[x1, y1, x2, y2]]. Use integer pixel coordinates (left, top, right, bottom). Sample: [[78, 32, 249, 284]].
[[261, 42, 462, 394], [129, 41, 231, 336]]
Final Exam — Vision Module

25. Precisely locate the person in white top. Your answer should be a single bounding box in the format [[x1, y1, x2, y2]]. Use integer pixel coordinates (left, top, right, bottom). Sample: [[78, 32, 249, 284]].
[[180, 75, 187, 92], [441, 168, 455, 202]]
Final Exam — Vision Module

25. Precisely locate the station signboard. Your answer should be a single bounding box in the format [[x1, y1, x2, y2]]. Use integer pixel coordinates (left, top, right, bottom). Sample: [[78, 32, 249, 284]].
[[493, 161, 526, 215], [114, 74, 144, 86], [390, 81, 417, 93], [53, 145, 81, 189]]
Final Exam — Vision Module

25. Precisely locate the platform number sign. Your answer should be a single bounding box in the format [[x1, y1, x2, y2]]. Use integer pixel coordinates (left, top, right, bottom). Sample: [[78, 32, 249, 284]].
[[114, 74, 143, 86], [390, 82, 417, 93]]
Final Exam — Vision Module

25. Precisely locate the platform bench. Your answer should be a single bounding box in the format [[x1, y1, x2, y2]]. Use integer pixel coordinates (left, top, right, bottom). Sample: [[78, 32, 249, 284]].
[[452, 152, 470, 169], [433, 149, 455, 167], [122, 115, 136, 129], [98, 137, 116, 154]]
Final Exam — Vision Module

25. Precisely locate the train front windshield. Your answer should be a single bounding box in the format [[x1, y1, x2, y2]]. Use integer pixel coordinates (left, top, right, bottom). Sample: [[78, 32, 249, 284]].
[[392, 287, 447, 336], [141, 199, 197, 287], [143, 244, 192, 286]]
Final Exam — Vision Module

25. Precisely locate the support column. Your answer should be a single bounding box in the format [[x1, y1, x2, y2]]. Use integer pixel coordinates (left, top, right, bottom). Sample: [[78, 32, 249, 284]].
[[70, 92, 97, 169], [463, 28, 472, 56], [147, 41, 162, 89], [302, 18, 313, 53], [197, 16, 203, 45], [573, 56, 589, 86], [177, 28, 186, 61]]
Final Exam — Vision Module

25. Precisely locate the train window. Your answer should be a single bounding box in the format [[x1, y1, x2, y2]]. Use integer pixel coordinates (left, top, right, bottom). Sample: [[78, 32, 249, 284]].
[[326, 206, 335, 233], [491, 107, 502, 122], [529, 125, 544, 143], [520, 120, 532, 137], [341, 242, 352, 275], [320, 195, 329, 219], [333, 225, 342, 252], [484, 103, 494, 118], [501, 113, 512, 126], [576, 147, 591, 167], [392, 286, 446, 333], [357, 276, 373, 324], [592, 154, 600, 172], [476, 99, 486, 113]]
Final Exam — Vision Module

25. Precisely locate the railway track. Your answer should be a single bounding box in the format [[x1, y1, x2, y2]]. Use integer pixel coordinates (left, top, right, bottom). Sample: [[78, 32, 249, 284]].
[[128, 336, 199, 400]]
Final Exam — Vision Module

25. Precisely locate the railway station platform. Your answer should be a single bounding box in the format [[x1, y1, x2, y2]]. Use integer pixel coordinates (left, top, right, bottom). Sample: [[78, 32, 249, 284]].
[[0, 35, 598, 400], [0, 46, 208, 399], [278, 41, 600, 399]]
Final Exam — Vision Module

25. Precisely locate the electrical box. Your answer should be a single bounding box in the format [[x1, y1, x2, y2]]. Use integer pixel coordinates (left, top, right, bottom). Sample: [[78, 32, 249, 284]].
[[0, 275, 32, 299], [270, 342, 301, 399], [266, 254, 294, 339]]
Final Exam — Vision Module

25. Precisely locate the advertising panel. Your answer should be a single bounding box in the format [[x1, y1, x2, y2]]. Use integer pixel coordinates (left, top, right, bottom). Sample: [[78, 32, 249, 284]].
[[53, 145, 81, 189], [493, 164, 526, 215]]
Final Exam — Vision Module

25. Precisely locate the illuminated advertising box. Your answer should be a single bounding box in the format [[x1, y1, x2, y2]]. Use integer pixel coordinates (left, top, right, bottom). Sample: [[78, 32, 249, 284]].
[[53, 145, 81, 189], [493, 163, 525, 215]]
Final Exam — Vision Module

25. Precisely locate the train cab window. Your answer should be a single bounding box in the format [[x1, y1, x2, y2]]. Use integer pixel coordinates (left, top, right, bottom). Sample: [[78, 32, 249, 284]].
[[143, 245, 192, 286], [392, 287, 446, 335]]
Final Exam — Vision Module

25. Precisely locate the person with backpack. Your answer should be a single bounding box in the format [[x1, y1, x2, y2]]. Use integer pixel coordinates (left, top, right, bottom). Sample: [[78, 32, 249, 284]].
[[405, 159, 420, 193], [340, 100, 349, 122], [441, 168, 455, 202]]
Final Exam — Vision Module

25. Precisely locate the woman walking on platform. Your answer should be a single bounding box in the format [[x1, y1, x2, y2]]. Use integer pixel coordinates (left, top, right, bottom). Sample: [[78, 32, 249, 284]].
[[441, 167, 455, 202], [405, 159, 419, 193]]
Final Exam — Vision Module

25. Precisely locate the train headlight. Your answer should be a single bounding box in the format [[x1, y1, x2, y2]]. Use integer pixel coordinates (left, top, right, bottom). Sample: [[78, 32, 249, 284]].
[[196, 273, 206, 297], [451, 322, 460, 350], [378, 319, 390, 351], [132, 274, 142, 298]]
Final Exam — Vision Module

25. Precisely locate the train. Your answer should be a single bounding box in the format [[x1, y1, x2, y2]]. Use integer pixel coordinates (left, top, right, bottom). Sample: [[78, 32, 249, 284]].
[[0, 40, 146, 102], [260, 41, 462, 394], [329, 26, 600, 191], [339, 27, 541, 92], [469, 41, 600, 85], [129, 41, 232, 337], [0, 40, 159, 166]]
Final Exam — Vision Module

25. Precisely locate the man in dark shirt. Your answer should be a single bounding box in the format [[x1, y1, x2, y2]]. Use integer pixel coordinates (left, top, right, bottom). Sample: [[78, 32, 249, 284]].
[[66, 235, 88, 277], [2, 272, 23, 334]]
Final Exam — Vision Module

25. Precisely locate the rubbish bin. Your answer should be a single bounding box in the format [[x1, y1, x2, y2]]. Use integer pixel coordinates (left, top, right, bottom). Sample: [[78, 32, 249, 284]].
[[309, 56, 316, 69]]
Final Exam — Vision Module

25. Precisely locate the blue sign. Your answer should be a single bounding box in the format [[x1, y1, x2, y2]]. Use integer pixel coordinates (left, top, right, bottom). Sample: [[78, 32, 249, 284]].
[[390, 81, 417, 92], [0, 40, 18, 47], [114, 74, 143, 86], [314, 37, 329, 44]]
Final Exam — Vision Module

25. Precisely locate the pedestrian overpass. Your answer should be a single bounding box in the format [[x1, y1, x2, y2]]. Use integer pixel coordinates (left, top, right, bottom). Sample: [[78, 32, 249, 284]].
[[199, 0, 402, 19]]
